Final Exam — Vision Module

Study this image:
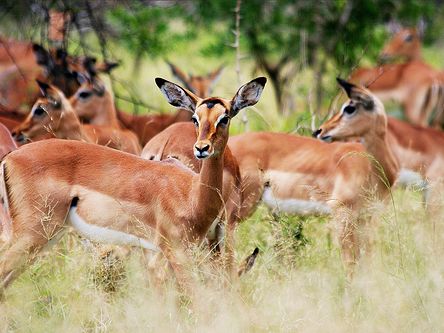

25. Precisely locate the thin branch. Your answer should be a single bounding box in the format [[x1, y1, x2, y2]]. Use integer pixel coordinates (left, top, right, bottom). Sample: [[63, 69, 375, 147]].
[[233, 0, 248, 131]]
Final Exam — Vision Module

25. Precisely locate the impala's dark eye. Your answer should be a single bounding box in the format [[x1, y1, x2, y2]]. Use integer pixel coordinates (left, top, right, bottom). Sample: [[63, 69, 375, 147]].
[[191, 116, 199, 127], [79, 91, 92, 99], [404, 34, 413, 42], [217, 116, 230, 127], [33, 106, 45, 117], [343, 105, 356, 115]]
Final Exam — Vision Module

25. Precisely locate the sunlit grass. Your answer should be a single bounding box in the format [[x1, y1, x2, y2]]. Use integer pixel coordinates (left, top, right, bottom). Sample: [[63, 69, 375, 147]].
[[2, 186, 444, 332]]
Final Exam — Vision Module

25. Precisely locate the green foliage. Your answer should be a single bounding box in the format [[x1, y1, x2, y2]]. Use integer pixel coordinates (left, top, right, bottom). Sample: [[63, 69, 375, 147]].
[[107, 4, 190, 59]]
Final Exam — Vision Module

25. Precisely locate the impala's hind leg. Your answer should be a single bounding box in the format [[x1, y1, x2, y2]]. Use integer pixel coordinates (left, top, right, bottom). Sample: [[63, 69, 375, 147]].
[[238, 167, 265, 220], [0, 201, 69, 298]]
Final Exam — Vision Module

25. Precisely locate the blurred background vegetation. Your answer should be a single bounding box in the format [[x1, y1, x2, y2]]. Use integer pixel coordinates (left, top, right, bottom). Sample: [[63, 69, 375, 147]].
[[1, 0, 443, 130]]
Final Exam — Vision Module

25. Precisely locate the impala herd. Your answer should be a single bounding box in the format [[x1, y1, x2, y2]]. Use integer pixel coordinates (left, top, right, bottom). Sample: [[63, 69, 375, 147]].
[[0, 23, 443, 299]]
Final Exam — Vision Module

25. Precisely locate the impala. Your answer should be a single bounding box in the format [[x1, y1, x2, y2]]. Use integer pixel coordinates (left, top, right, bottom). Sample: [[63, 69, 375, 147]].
[[228, 79, 398, 267], [0, 76, 266, 296], [0, 43, 118, 122], [12, 81, 141, 155], [141, 122, 242, 275], [116, 62, 224, 146], [350, 24, 443, 126]]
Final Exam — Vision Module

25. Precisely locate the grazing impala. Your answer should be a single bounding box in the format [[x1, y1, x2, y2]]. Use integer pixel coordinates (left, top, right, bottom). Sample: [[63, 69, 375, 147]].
[[141, 122, 242, 274], [116, 63, 225, 146], [229, 79, 398, 267], [350, 24, 443, 126], [12, 81, 141, 155], [0, 76, 266, 296]]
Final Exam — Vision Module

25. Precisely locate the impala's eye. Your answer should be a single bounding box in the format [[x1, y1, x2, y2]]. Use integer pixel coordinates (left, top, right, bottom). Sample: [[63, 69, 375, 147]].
[[404, 34, 413, 42], [343, 105, 356, 115], [217, 116, 230, 128], [33, 106, 45, 117], [79, 91, 92, 99], [191, 116, 199, 127]]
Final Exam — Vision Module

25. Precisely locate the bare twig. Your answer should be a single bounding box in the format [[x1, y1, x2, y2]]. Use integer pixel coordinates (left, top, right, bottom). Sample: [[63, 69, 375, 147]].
[[232, 0, 248, 131]]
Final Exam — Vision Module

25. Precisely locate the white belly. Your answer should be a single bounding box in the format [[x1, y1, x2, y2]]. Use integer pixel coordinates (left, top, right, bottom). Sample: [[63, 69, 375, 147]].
[[262, 186, 331, 215], [67, 204, 159, 252]]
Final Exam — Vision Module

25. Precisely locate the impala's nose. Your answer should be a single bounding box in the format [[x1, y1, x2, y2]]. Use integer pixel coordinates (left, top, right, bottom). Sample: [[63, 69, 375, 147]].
[[194, 143, 210, 159], [312, 129, 322, 138]]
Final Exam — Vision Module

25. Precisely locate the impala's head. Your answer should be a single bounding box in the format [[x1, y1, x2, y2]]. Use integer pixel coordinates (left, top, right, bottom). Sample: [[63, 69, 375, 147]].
[[70, 57, 118, 121], [314, 78, 386, 143], [12, 80, 70, 144], [167, 62, 225, 98], [379, 22, 424, 62], [156, 76, 266, 159], [33, 44, 119, 98], [33, 44, 80, 97]]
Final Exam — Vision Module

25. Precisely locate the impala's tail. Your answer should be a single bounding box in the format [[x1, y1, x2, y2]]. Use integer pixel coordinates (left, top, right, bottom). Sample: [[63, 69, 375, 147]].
[[238, 247, 260, 276]]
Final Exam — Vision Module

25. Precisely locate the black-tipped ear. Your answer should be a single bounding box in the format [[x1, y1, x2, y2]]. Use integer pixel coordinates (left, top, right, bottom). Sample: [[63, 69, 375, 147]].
[[230, 77, 267, 117], [83, 57, 97, 78], [36, 80, 50, 97], [102, 61, 119, 73], [336, 77, 356, 98], [32, 44, 54, 70], [73, 71, 88, 85], [337, 77, 374, 110], [155, 77, 200, 112]]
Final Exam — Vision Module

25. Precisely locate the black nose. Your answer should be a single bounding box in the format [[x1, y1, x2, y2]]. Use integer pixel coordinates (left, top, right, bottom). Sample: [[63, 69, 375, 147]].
[[312, 129, 321, 138], [13, 133, 25, 143], [195, 144, 209, 153]]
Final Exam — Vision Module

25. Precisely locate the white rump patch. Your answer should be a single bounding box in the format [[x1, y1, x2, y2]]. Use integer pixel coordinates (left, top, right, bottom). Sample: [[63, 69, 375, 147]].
[[67, 205, 159, 252], [396, 168, 428, 190], [0, 161, 12, 243], [262, 186, 331, 216]]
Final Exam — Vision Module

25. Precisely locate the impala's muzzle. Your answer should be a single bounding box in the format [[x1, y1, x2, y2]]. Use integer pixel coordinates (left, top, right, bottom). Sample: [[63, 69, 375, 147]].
[[194, 142, 212, 159], [312, 129, 321, 138], [12, 132, 27, 145], [313, 128, 333, 142]]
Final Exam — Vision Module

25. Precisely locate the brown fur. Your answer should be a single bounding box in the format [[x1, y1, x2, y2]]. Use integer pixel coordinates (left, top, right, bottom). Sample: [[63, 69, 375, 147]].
[[0, 77, 265, 296], [12, 84, 141, 155], [350, 26, 443, 126], [141, 122, 242, 275], [116, 63, 224, 146]]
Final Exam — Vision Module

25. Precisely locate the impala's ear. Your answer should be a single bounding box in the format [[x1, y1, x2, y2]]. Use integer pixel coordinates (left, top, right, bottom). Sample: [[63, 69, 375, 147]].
[[36, 80, 51, 97], [83, 57, 97, 78], [96, 61, 120, 74], [73, 71, 89, 85], [386, 20, 401, 34], [36, 80, 61, 106], [33, 44, 55, 70], [417, 18, 426, 38], [337, 77, 374, 110], [155, 78, 200, 112], [230, 77, 267, 117], [206, 64, 225, 93], [166, 61, 190, 87], [207, 65, 225, 84]]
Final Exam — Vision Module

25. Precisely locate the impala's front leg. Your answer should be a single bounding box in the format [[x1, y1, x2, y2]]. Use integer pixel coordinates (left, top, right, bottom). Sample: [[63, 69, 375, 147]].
[[331, 204, 359, 276]]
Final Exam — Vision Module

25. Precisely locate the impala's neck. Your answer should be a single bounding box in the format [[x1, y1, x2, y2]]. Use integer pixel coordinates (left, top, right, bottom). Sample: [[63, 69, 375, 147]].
[[361, 129, 399, 189], [54, 104, 90, 142], [91, 91, 121, 128], [192, 148, 225, 238]]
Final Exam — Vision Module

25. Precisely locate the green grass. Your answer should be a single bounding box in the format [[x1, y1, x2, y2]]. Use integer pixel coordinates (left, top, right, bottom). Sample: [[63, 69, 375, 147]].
[[2, 28, 444, 332]]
